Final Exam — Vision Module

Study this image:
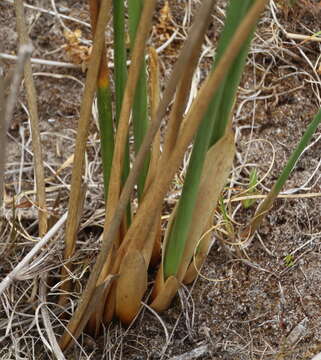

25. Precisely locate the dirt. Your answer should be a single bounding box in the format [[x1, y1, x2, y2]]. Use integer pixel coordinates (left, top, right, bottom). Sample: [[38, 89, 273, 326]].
[[1, 0, 321, 359]]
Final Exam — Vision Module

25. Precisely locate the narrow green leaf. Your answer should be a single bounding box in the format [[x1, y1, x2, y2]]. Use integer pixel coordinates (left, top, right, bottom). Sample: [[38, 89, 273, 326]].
[[97, 85, 114, 197], [113, 0, 131, 224], [163, 0, 257, 279], [247, 108, 321, 236], [113, 0, 127, 123], [220, 197, 234, 235], [88, 0, 115, 201], [210, 0, 255, 145], [274, 110, 321, 194], [128, 0, 150, 201], [243, 168, 258, 209]]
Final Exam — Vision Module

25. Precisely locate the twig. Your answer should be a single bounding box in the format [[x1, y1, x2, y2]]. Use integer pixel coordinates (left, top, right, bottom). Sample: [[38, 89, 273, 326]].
[[3, 0, 90, 28], [0, 45, 32, 210], [168, 345, 209, 360], [0, 53, 81, 68], [14, 0, 47, 236], [228, 192, 321, 203], [286, 32, 321, 42], [4, 46, 32, 129], [0, 212, 68, 296], [0, 64, 5, 211], [50, 0, 70, 33]]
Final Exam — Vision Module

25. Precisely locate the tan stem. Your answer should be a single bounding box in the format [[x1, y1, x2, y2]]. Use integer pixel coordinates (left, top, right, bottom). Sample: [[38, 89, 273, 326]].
[[58, 0, 112, 304], [14, 0, 47, 236]]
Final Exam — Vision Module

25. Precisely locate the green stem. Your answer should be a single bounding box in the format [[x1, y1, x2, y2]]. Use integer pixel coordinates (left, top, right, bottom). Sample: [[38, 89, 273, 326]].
[[128, 0, 150, 201], [97, 86, 114, 197], [248, 107, 321, 236], [163, 0, 256, 278], [113, 0, 131, 224]]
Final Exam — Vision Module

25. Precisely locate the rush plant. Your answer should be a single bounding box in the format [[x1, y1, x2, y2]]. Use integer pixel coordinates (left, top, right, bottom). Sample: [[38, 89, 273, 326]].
[[58, 0, 269, 350]]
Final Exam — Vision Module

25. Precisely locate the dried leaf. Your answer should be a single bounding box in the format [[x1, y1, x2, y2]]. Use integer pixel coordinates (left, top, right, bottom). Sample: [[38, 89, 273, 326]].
[[177, 130, 235, 282], [115, 249, 147, 324], [63, 29, 92, 67]]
